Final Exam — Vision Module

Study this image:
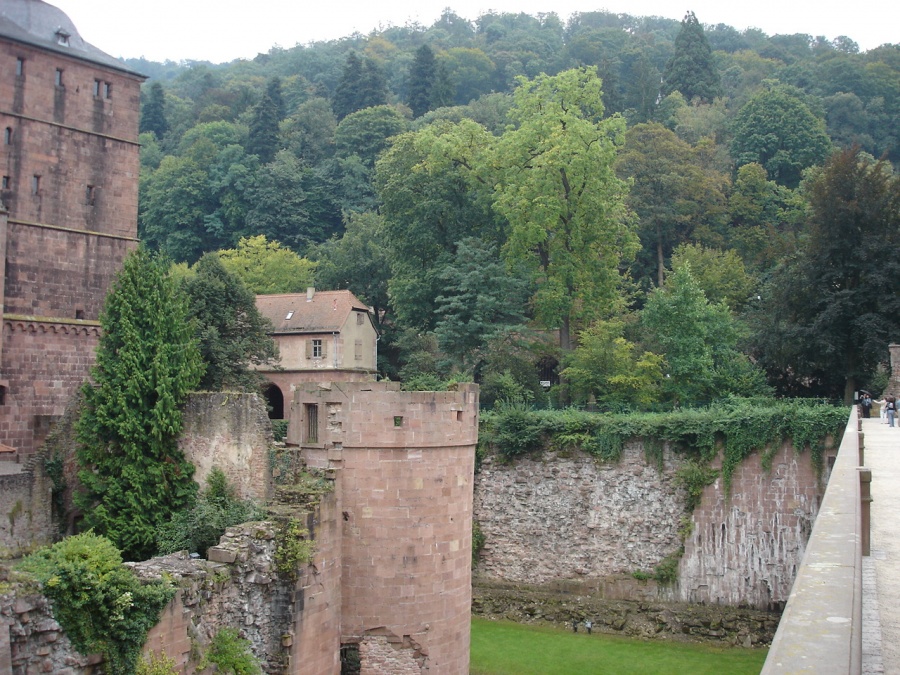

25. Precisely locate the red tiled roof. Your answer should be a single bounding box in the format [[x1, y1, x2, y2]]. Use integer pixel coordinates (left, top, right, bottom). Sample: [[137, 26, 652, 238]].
[[256, 290, 369, 333]]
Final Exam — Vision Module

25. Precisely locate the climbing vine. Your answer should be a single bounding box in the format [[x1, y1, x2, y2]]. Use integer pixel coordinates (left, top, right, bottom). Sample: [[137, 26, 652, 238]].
[[480, 398, 847, 490]]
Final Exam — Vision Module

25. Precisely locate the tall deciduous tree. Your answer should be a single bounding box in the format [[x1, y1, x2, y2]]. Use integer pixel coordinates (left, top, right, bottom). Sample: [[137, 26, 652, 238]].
[[751, 149, 900, 401], [218, 235, 316, 294], [641, 264, 769, 405], [183, 253, 278, 391], [730, 85, 832, 188], [662, 12, 721, 103], [76, 248, 203, 561], [492, 67, 636, 353], [615, 122, 728, 288], [374, 119, 499, 331]]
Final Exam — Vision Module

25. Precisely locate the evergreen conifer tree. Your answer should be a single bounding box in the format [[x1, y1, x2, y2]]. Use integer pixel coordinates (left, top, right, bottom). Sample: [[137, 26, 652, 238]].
[[431, 61, 455, 110], [408, 44, 437, 118], [333, 52, 365, 120], [358, 58, 388, 110], [248, 79, 283, 164], [139, 81, 168, 139], [76, 247, 203, 561], [661, 12, 721, 103]]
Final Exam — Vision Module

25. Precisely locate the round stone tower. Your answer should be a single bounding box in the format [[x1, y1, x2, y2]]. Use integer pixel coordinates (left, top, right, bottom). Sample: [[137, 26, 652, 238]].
[[289, 381, 478, 675]]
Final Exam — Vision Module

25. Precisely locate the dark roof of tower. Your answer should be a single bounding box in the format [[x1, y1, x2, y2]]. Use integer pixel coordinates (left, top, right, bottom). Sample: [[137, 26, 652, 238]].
[[0, 0, 144, 77]]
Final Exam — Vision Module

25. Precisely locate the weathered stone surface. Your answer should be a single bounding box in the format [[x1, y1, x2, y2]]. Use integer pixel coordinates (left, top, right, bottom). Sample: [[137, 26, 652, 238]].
[[472, 582, 779, 646], [474, 443, 685, 585], [474, 440, 827, 611]]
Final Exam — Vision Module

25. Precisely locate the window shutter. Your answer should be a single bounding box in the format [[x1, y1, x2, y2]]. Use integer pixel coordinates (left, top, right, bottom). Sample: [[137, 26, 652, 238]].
[[321, 340, 328, 358], [355, 339, 363, 361], [306, 339, 312, 359]]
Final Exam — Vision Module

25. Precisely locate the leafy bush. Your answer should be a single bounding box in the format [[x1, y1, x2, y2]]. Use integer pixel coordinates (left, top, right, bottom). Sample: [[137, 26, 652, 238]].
[[137, 651, 179, 675], [18, 533, 175, 675], [484, 401, 545, 459], [274, 518, 315, 580], [156, 468, 265, 557], [674, 460, 720, 511], [201, 628, 261, 675], [270, 419, 289, 442]]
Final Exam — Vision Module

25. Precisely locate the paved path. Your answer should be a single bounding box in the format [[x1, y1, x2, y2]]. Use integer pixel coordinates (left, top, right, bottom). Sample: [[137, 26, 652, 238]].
[[863, 417, 900, 674]]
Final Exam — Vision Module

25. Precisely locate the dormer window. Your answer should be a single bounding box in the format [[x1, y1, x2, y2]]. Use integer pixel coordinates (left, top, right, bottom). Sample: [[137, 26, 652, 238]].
[[55, 29, 70, 47], [285, 311, 294, 320]]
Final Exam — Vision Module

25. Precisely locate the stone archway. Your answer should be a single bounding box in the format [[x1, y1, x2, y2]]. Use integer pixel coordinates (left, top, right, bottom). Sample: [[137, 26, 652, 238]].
[[263, 383, 284, 419]]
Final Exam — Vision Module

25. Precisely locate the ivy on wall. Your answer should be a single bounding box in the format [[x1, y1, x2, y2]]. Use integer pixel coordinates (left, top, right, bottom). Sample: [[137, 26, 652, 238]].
[[480, 398, 848, 490]]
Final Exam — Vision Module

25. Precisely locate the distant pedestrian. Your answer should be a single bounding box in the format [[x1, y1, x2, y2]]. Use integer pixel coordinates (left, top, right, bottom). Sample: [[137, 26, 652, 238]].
[[861, 394, 873, 419], [572, 620, 578, 633], [887, 395, 897, 428], [585, 620, 593, 635]]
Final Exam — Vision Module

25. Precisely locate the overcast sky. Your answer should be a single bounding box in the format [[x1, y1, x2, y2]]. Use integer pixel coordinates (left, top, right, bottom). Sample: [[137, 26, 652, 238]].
[[51, 0, 896, 64]]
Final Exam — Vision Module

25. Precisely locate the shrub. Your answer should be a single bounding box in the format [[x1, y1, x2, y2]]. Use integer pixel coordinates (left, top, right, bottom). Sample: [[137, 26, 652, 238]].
[[137, 651, 179, 675], [201, 628, 261, 675], [18, 533, 175, 675], [156, 467, 265, 557]]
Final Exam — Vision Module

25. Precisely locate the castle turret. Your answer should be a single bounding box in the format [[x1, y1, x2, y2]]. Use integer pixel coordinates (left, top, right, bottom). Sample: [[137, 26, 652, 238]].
[[289, 381, 478, 675]]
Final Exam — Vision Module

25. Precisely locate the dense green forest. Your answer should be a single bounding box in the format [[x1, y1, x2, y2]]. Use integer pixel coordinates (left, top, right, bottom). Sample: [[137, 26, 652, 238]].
[[132, 9, 900, 405]]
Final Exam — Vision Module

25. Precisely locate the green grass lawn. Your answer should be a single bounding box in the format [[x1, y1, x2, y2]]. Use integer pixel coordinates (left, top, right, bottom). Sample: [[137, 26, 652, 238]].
[[470, 617, 767, 675]]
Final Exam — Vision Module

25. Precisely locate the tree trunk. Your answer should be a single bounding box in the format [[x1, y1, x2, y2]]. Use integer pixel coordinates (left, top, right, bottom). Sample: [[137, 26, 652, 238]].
[[657, 238, 665, 287], [558, 317, 572, 405]]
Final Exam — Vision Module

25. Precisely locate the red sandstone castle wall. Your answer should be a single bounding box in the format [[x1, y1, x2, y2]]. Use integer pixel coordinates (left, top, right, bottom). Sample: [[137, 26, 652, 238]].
[[291, 382, 478, 675], [0, 28, 142, 456], [1, 319, 99, 450], [4, 224, 135, 320], [0, 40, 141, 236], [291, 490, 344, 675]]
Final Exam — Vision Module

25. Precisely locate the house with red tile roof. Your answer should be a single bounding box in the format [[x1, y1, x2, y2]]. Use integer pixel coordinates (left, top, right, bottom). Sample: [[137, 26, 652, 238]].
[[254, 288, 377, 417]]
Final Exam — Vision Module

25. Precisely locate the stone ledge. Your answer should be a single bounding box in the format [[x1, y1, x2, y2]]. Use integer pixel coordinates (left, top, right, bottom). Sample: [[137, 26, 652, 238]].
[[761, 409, 862, 675]]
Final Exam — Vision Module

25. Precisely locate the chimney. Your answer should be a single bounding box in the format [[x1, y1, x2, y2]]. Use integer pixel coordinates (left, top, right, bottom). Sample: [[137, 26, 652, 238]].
[[306, 287, 315, 302]]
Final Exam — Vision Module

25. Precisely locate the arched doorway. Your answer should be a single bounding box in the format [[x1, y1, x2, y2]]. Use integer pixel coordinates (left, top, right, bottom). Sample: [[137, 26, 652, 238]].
[[263, 383, 284, 419]]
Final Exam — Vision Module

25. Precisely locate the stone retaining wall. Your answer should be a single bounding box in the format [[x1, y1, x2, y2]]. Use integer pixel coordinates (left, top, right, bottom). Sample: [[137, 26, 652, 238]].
[[474, 438, 828, 610]]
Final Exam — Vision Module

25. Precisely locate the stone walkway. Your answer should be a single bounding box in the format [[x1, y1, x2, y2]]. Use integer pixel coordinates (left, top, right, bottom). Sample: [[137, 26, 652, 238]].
[[862, 417, 900, 674]]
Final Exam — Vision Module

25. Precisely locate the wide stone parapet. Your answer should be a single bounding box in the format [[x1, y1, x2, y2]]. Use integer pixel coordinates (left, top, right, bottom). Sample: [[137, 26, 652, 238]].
[[761, 407, 862, 674]]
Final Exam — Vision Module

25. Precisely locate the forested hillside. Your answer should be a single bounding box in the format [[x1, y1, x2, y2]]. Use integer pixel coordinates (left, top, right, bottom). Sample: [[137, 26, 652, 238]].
[[133, 9, 900, 404]]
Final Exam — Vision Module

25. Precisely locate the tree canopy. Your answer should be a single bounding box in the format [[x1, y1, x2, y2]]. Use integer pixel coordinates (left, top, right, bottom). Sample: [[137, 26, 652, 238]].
[[183, 253, 278, 391], [130, 9, 899, 401]]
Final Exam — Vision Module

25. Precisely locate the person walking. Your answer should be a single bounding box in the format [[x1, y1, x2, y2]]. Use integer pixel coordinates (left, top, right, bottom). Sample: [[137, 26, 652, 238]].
[[887, 395, 897, 428], [585, 620, 593, 635], [572, 620, 578, 633]]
